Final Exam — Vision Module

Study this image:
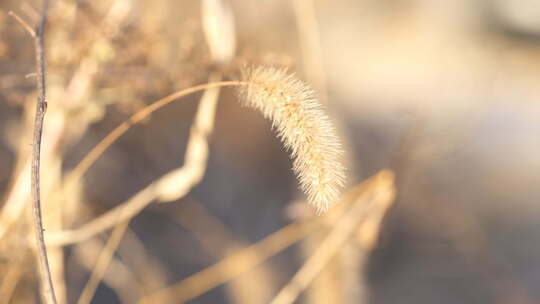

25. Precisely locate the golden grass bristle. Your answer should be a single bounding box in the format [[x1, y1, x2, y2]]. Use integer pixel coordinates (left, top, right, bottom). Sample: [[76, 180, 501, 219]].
[[239, 66, 345, 212]]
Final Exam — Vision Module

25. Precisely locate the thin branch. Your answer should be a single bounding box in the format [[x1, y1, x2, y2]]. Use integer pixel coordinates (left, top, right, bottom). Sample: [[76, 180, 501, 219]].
[[76, 220, 130, 304], [8, 11, 36, 38], [24, 0, 57, 303]]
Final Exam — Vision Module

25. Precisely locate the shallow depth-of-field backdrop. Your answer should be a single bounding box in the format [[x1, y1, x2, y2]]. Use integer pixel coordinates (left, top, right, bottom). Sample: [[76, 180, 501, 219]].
[[1, 0, 540, 303]]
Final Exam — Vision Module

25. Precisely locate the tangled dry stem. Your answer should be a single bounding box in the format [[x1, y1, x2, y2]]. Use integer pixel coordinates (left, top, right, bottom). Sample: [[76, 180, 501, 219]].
[[270, 170, 395, 304], [76, 71, 225, 303], [141, 170, 391, 303], [47, 66, 345, 248]]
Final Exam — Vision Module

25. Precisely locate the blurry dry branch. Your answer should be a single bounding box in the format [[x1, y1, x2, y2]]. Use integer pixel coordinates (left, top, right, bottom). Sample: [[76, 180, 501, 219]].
[[0, 160, 31, 240], [292, 0, 326, 103], [76, 220, 129, 304], [0, 250, 28, 304], [291, 2, 358, 301], [59, 80, 243, 192], [155, 72, 223, 202], [201, 0, 236, 65], [74, 238, 141, 304], [139, 217, 318, 304], [0, 62, 67, 304], [72, 72, 224, 303], [140, 171, 390, 303], [116, 227, 170, 295], [270, 170, 395, 304], [165, 199, 278, 304], [46, 80, 239, 246]]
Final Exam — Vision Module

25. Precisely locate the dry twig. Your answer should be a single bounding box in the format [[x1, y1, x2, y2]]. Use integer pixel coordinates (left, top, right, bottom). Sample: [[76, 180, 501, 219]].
[[31, 2, 56, 301], [11, 1, 57, 303]]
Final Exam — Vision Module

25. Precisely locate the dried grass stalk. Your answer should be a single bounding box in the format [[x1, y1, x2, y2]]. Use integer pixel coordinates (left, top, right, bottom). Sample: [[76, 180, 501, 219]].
[[239, 66, 346, 211], [141, 171, 384, 304], [270, 170, 395, 304], [201, 0, 236, 64]]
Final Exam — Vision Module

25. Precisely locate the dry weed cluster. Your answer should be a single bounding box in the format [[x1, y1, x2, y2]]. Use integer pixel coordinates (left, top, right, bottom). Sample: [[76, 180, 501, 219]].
[[3, 0, 537, 304], [0, 0, 374, 303]]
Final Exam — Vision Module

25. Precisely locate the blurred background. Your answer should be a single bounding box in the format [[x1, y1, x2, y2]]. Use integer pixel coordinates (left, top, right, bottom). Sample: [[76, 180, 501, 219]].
[[1, 0, 540, 303]]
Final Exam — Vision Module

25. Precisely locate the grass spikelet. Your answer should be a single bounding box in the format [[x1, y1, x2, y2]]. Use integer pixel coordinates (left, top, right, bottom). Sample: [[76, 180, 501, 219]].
[[239, 66, 346, 212]]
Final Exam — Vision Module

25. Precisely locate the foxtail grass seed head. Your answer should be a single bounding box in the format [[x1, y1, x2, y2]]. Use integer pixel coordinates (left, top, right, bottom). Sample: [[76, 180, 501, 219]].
[[239, 66, 346, 212]]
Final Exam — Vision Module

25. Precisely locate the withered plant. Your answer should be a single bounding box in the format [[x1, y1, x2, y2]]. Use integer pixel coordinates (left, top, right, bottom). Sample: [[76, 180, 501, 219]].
[[0, 1, 398, 303]]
